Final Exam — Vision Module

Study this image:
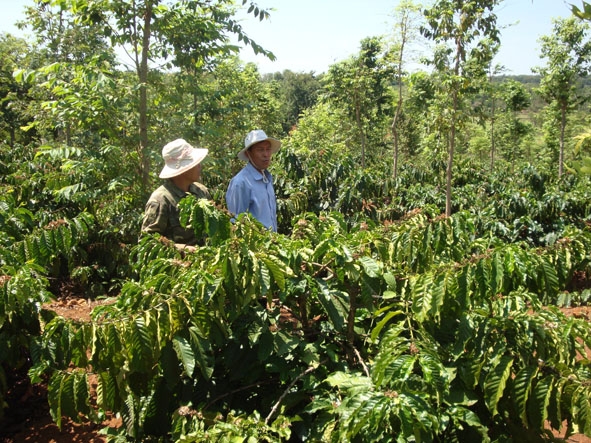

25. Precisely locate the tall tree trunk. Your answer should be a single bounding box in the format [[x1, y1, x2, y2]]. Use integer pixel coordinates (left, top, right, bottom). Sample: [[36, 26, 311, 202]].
[[392, 27, 406, 180], [392, 108, 400, 179], [66, 122, 71, 146], [355, 93, 366, 169], [559, 104, 566, 178], [354, 57, 366, 169], [391, 67, 403, 179], [447, 38, 462, 218], [138, 2, 153, 191], [489, 73, 496, 171], [446, 112, 456, 218]]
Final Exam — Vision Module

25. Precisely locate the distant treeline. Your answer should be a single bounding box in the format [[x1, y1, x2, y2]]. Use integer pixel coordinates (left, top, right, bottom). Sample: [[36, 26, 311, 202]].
[[494, 74, 591, 87]]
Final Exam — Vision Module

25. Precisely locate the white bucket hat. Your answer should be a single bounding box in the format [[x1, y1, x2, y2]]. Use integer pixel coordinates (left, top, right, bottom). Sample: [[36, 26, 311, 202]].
[[237, 129, 281, 161], [159, 139, 208, 179]]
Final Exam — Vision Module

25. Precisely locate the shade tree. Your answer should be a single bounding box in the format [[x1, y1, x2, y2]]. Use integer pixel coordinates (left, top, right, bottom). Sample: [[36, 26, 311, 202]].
[[23, 0, 275, 190], [387, 0, 424, 179], [262, 70, 322, 135], [421, 0, 502, 216], [0, 33, 35, 146], [10, 2, 118, 146], [494, 79, 533, 172], [182, 58, 284, 196], [567, 1, 591, 178], [533, 16, 591, 178], [321, 36, 394, 168]]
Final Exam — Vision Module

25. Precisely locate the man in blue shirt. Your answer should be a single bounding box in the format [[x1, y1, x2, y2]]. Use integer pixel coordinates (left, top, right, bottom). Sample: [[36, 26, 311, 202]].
[[226, 129, 281, 232]]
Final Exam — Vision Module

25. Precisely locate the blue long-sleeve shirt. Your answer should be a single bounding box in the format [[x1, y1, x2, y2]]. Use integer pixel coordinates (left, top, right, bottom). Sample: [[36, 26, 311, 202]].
[[225, 162, 277, 232]]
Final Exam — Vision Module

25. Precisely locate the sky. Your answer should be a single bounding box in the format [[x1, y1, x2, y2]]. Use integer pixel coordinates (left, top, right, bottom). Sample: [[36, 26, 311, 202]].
[[0, 0, 578, 75]]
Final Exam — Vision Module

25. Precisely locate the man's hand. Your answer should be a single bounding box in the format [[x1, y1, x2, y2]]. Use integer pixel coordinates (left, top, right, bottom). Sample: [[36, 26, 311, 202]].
[[175, 244, 196, 254]]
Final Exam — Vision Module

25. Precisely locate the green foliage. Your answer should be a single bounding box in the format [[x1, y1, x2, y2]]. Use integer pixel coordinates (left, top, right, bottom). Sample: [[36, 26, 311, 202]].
[[15, 188, 590, 441], [3, 2, 591, 441], [421, 0, 503, 215], [573, 1, 591, 21], [262, 70, 322, 135], [1, 125, 591, 443], [533, 16, 591, 177], [0, 209, 99, 385], [0, 34, 34, 146], [321, 36, 394, 167]]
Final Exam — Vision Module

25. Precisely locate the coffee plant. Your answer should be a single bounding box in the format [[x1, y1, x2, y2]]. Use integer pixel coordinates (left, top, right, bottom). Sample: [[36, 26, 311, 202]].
[[3, 2, 591, 439], [18, 193, 591, 442], [1, 136, 591, 441]]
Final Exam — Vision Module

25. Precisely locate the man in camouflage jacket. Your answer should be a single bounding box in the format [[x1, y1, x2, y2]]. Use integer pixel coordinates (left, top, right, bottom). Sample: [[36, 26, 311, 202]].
[[141, 139, 210, 252]]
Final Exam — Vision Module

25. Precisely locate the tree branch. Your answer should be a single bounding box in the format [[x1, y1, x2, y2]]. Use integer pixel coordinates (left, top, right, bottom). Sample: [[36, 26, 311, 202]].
[[265, 359, 328, 425]]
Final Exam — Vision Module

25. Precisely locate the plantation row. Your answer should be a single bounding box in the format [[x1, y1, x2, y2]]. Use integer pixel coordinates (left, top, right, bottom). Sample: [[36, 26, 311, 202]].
[[2, 136, 591, 440]]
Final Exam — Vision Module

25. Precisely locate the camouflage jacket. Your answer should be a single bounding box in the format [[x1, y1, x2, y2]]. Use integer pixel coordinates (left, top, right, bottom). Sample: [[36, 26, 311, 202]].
[[141, 180, 210, 245]]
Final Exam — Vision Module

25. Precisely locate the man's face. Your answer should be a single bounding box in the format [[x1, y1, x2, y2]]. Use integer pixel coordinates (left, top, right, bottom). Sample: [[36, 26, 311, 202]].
[[247, 140, 273, 170], [186, 162, 202, 182]]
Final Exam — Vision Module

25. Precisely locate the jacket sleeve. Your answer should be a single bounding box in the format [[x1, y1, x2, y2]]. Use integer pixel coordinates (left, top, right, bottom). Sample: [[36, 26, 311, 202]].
[[141, 200, 168, 234]]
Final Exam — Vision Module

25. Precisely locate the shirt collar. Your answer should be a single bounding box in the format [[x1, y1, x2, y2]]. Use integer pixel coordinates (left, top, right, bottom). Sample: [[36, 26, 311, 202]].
[[245, 162, 272, 181]]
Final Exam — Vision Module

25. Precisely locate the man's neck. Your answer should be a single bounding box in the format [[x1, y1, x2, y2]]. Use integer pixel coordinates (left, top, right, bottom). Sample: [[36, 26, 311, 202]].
[[249, 161, 265, 174], [170, 175, 192, 192]]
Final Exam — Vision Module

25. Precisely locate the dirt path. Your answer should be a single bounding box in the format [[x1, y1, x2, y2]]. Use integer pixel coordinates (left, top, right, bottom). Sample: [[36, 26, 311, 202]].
[[0, 296, 118, 443]]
